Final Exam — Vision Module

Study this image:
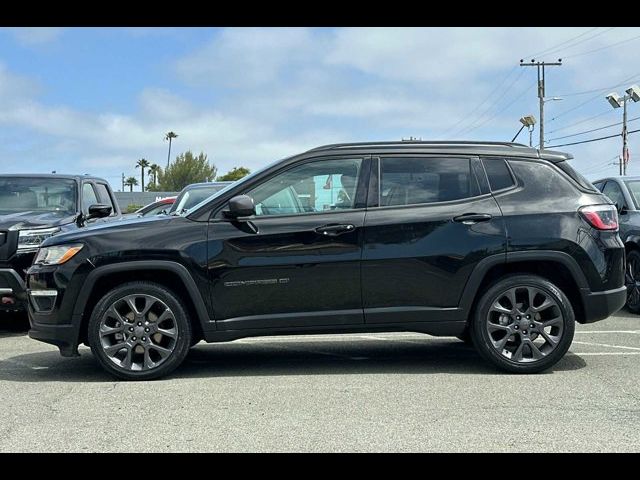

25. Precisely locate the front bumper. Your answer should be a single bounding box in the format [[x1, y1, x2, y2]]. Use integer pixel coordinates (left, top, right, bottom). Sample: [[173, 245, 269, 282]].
[[580, 285, 627, 323], [0, 268, 27, 311]]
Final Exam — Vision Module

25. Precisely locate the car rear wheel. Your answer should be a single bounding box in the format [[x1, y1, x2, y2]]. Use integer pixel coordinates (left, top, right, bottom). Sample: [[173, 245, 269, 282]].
[[625, 249, 640, 313], [470, 274, 575, 374], [88, 281, 192, 380]]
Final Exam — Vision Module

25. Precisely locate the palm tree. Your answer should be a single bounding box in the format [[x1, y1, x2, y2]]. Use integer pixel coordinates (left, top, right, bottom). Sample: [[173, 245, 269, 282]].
[[148, 164, 161, 189], [164, 131, 178, 169], [135, 158, 150, 191], [124, 176, 139, 192]]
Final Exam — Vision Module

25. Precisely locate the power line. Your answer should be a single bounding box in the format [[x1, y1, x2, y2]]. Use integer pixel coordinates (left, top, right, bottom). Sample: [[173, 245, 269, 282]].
[[549, 72, 640, 123], [525, 27, 604, 58], [547, 109, 616, 134], [563, 32, 640, 59], [456, 70, 529, 136], [547, 115, 640, 142], [441, 66, 519, 135], [460, 77, 536, 136], [547, 132, 621, 148]]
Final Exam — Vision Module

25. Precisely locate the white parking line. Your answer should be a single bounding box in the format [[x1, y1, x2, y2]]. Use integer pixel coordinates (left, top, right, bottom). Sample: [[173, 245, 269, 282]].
[[572, 352, 640, 356], [575, 331, 640, 334], [572, 340, 640, 351]]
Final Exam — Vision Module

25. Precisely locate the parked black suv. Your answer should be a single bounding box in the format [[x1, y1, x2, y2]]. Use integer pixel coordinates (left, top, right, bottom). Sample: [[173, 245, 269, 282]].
[[26, 142, 626, 380], [1, 174, 121, 313], [592, 175, 640, 312]]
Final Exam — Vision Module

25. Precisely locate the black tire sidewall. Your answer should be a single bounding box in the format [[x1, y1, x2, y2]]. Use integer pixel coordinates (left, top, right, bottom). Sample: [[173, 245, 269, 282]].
[[471, 274, 575, 374], [626, 250, 640, 313], [88, 281, 192, 380]]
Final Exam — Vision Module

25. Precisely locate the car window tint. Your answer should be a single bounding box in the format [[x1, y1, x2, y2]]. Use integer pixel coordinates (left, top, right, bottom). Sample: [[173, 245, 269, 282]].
[[248, 158, 363, 217], [602, 181, 626, 208], [82, 183, 99, 210], [95, 183, 116, 215], [482, 158, 516, 191], [379, 157, 476, 206]]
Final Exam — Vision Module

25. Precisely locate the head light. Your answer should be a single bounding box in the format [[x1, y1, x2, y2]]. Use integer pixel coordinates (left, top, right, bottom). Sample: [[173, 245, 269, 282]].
[[17, 227, 60, 252], [34, 244, 83, 265]]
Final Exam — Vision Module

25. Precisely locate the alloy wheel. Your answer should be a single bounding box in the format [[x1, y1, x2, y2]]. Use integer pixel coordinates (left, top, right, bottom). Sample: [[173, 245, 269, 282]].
[[485, 286, 564, 363], [98, 294, 178, 372]]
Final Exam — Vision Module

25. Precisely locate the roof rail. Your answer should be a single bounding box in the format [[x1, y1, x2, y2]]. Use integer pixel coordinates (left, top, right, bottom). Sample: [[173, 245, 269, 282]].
[[307, 140, 531, 152]]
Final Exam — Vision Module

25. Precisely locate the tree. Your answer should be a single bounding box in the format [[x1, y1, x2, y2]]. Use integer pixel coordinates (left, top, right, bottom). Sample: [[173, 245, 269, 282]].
[[135, 158, 150, 192], [124, 176, 139, 192], [164, 131, 178, 169], [157, 151, 217, 191], [148, 164, 162, 190], [217, 166, 251, 182]]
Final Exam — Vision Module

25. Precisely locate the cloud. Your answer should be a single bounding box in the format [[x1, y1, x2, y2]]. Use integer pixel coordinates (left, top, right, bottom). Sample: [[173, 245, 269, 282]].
[[175, 27, 320, 88], [3, 27, 64, 46]]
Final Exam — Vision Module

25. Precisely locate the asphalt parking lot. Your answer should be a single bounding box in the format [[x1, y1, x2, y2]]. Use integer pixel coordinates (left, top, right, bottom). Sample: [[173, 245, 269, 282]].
[[0, 311, 639, 452]]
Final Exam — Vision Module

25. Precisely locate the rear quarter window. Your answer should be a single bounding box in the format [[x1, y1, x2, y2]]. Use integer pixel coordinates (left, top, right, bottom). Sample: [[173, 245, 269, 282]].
[[482, 158, 515, 191]]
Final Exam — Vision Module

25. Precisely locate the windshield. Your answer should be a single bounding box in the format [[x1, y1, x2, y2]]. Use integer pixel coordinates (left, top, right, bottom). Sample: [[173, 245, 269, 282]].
[[0, 177, 77, 215], [170, 185, 229, 215], [625, 180, 640, 209]]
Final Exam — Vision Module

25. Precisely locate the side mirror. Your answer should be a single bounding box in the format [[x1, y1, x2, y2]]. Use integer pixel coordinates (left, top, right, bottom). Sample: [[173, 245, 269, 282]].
[[87, 203, 113, 220], [224, 195, 256, 219]]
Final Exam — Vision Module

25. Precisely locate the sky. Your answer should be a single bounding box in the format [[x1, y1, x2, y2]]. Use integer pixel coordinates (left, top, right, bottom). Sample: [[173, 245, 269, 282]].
[[1, 26, 640, 190]]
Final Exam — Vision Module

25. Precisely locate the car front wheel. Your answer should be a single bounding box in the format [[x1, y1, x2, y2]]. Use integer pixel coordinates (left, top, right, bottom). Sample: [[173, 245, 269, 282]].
[[88, 281, 192, 380], [470, 274, 575, 374]]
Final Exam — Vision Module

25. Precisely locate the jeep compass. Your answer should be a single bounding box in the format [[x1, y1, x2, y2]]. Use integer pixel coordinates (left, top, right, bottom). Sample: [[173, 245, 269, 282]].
[[26, 141, 626, 380]]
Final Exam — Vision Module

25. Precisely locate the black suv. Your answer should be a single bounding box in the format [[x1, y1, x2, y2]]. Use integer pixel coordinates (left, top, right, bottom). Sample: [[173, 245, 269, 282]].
[[1, 174, 121, 313], [26, 142, 625, 380]]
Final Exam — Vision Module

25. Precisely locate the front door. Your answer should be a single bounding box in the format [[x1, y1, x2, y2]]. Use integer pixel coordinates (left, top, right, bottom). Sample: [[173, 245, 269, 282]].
[[207, 156, 369, 330], [362, 155, 506, 323]]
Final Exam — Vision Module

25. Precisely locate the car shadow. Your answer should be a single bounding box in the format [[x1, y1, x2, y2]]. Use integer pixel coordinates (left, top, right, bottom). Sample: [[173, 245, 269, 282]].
[[0, 337, 587, 382]]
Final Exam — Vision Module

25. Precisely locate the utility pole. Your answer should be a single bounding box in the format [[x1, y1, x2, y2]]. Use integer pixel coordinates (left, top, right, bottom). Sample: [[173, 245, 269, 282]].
[[121, 172, 125, 192], [519, 59, 563, 150]]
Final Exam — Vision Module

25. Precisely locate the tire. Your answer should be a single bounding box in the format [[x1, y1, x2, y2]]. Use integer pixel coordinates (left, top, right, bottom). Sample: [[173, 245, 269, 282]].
[[470, 274, 575, 374], [87, 281, 192, 381], [625, 249, 640, 314]]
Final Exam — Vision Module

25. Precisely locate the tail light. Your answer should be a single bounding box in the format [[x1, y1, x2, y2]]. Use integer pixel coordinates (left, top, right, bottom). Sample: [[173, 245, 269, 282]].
[[579, 204, 619, 231]]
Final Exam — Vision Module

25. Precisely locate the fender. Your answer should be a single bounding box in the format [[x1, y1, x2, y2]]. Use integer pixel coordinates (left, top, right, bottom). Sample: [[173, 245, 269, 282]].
[[458, 250, 589, 313], [72, 260, 212, 329]]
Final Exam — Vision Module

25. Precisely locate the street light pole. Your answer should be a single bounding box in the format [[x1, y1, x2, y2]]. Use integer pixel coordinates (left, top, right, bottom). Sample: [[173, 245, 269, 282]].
[[606, 86, 640, 176]]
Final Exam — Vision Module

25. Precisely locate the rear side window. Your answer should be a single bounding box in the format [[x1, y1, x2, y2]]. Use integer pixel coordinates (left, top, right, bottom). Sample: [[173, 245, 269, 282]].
[[482, 158, 515, 191], [555, 161, 598, 192], [379, 157, 480, 206]]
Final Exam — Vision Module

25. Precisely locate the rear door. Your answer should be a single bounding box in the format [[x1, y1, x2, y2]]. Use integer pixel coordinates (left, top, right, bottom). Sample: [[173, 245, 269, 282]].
[[362, 155, 505, 324]]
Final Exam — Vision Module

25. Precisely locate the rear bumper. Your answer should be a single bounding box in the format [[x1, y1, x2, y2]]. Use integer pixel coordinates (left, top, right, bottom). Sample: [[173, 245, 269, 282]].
[[0, 268, 27, 311], [580, 285, 627, 323]]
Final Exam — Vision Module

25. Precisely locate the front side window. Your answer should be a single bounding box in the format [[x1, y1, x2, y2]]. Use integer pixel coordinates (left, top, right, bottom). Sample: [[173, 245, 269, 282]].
[[379, 157, 479, 207], [95, 183, 117, 216], [82, 183, 99, 210], [247, 158, 363, 217]]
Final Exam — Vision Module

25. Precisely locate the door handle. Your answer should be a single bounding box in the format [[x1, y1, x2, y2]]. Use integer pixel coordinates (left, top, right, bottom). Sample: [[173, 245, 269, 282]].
[[315, 224, 356, 236], [453, 213, 492, 225]]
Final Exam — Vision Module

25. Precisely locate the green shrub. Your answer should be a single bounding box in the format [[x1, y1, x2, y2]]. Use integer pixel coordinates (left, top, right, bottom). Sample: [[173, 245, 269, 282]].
[[125, 204, 143, 214]]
